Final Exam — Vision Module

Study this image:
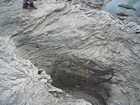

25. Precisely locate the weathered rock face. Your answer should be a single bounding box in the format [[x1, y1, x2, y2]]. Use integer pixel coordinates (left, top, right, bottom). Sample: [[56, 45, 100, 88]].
[[0, 36, 93, 105], [0, 0, 92, 105], [11, 1, 140, 105], [51, 54, 114, 105], [0, 0, 140, 105], [56, 0, 112, 9], [77, 0, 104, 9]]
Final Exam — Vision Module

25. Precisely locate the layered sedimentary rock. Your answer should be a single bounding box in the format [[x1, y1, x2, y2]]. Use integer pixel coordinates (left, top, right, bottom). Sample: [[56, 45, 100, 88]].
[[0, 36, 93, 105], [51, 54, 114, 105], [0, 0, 92, 105], [0, 0, 140, 105]]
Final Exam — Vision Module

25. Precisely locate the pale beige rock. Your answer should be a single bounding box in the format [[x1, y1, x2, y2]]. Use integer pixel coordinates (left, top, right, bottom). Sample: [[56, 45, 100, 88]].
[[0, 0, 140, 105]]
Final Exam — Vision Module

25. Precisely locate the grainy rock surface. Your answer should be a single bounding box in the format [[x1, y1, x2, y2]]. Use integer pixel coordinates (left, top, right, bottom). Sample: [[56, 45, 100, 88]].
[[0, 0, 92, 105], [0, 0, 140, 105]]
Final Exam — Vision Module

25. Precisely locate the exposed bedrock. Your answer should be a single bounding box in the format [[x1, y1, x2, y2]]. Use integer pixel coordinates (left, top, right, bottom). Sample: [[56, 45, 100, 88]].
[[0, 0, 140, 105], [0, 37, 92, 105], [10, 1, 140, 105], [51, 54, 114, 105], [56, 0, 112, 9]]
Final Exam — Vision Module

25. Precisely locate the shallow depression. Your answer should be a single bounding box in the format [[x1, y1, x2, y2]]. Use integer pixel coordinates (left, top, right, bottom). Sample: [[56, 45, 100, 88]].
[[50, 54, 114, 105]]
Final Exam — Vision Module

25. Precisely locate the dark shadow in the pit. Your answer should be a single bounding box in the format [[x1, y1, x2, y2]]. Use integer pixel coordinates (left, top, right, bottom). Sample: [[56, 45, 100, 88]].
[[51, 54, 114, 105]]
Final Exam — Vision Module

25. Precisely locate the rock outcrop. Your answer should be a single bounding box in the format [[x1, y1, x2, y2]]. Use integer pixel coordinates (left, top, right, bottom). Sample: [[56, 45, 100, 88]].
[[0, 0, 92, 105], [0, 0, 140, 105], [0, 36, 92, 105]]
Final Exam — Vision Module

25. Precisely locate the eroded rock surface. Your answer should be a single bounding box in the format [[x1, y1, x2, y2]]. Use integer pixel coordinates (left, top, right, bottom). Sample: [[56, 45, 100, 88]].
[[51, 54, 114, 105], [0, 0, 140, 105], [0, 0, 92, 105], [0, 36, 93, 105]]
